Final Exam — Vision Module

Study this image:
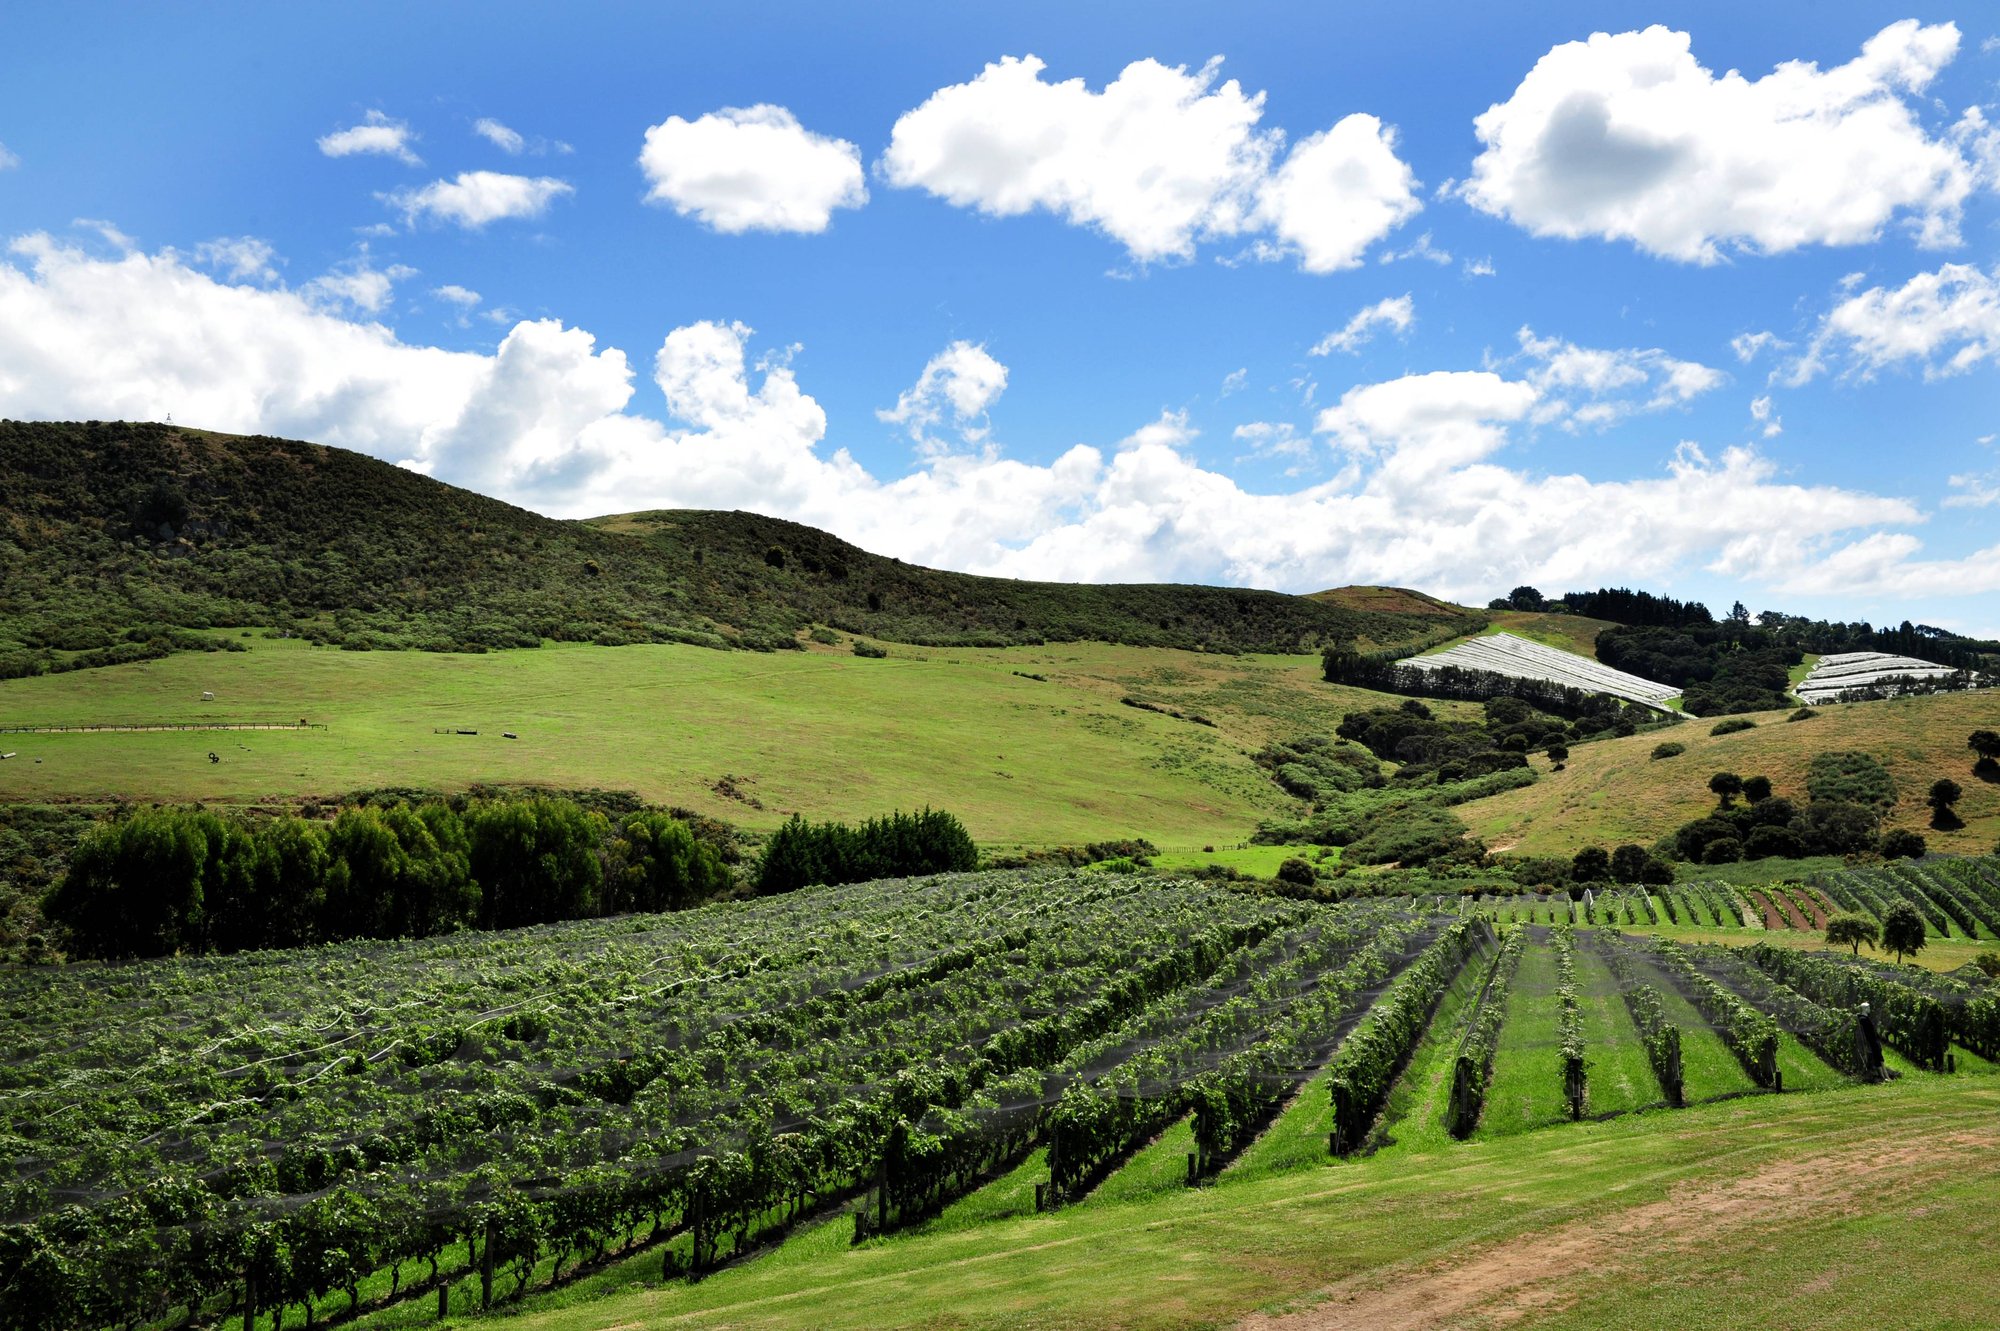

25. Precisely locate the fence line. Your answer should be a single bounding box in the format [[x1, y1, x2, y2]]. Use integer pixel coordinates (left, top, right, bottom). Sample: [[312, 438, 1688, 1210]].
[[0, 720, 327, 734]]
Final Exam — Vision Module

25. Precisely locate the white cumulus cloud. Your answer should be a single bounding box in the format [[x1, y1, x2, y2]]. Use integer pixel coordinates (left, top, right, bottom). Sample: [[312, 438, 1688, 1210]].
[[192, 236, 279, 283], [877, 340, 1009, 453], [384, 171, 574, 229], [1311, 294, 1414, 356], [880, 54, 1418, 270], [1513, 327, 1724, 429], [1792, 262, 2000, 382], [639, 105, 866, 234], [318, 110, 421, 166], [1463, 20, 1980, 262], [473, 118, 525, 154]]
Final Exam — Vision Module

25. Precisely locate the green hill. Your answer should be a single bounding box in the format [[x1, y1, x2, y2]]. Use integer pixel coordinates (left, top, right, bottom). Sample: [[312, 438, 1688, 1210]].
[[0, 420, 1478, 676]]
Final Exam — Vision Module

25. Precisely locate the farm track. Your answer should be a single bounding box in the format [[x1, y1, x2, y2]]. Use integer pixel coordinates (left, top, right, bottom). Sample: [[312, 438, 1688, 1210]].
[[1239, 1122, 1999, 1330]]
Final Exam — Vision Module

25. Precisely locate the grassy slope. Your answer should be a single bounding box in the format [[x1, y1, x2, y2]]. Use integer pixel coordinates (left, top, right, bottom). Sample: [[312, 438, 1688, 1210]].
[[498, 1078, 2000, 1331], [0, 637, 1479, 845], [1467, 690, 2000, 856]]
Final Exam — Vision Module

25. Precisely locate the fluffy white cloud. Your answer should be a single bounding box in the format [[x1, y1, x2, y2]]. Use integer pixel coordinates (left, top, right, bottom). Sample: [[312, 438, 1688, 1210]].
[[0, 229, 1945, 604], [384, 172, 574, 229], [1377, 232, 1451, 266], [1512, 327, 1724, 428], [877, 340, 1008, 452], [318, 110, 421, 166], [1463, 257, 1496, 278], [880, 55, 1418, 269], [1793, 262, 2000, 382], [432, 283, 480, 307], [1253, 116, 1421, 272], [1764, 531, 2000, 597], [639, 105, 865, 234], [1310, 294, 1414, 355], [1463, 20, 1980, 262]]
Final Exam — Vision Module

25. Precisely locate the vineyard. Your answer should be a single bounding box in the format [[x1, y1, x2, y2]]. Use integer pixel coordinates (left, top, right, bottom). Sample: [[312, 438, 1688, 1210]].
[[5, 863, 1999, 1329], [1460, 856, 2000, 943]]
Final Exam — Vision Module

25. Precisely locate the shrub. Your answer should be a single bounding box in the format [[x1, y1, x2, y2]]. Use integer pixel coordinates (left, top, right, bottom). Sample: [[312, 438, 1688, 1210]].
[[1807, 751, 1897, 810], [1974, 951, 2000, 978], [1651, 741, 1686, 760], [1702, 836, 1744, 865], [852, 640, 888, 658], [1710, 718, 1757, 737], [1787, 707, 1817, 722], [1275, 857, 1317, 887], [1881, 829, 1927, 860]]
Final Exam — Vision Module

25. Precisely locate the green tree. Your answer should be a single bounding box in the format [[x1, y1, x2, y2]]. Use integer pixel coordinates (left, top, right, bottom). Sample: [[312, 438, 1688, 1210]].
[[1881, 901, 1927, 964], [1825, 912, 1879, 956], [1571, 846, 1611, 882], [1608, 844, 1652, 885], [1881, 828, 1927, 859], [1741, 775, 1773, 803], [1545, 742, 1569, 771], [1708, 772, 1744, 807], [1969, 729, 2000, 775], [1508, 585, 1544, 610], [467, 798, 604, 929], [609, 812, 729, 912]]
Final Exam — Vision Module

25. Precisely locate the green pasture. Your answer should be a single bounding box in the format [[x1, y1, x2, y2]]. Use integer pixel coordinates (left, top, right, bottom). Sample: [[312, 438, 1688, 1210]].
[[1148, 843, 1336, 875], [483, 1077, 2000, 1331], [0, 637, 1419, 846]]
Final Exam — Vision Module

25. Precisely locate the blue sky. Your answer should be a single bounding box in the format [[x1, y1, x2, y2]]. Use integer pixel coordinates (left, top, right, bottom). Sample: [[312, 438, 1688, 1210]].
[[2, 2, 1997, 631]]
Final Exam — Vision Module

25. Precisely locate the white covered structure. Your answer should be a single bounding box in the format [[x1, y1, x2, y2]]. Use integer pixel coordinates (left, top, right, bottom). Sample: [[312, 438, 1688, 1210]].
[[1794, 651, 1969, 704], [1398, 632, 1682, 710]]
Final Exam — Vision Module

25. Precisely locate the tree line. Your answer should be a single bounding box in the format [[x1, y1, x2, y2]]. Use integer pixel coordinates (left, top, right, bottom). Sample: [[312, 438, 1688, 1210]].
[[45, 797, 734, 959], [755, 808, 978, 893]]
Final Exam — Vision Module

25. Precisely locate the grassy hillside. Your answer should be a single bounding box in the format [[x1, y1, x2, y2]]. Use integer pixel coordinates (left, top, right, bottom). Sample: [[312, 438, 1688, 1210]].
[[502, 1077, 1999, 1331], [0, 421, 1473, 671], [0, 635, 1476, 845], [1467, 691, 2000, 855]]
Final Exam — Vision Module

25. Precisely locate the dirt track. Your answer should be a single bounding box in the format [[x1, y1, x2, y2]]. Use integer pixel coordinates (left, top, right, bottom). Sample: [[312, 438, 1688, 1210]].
[[1236, 1127, 1997, 1331]]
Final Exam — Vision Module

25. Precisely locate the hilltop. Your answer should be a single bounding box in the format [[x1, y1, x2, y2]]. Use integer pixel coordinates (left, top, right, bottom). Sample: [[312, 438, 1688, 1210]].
[[0, 420, 1476, 674]]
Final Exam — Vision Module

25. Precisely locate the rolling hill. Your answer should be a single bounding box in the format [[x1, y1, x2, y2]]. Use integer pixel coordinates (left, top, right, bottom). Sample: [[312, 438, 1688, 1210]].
[[1468, 689, 2000, 856], [0, 420, 1478, 675]]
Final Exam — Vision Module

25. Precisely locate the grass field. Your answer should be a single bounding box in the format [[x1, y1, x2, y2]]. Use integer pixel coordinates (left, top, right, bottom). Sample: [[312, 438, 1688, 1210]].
[[483, 1077, 2000, 1331], [0, 637, 1474, 846], [1472, 690, 2000, 856]]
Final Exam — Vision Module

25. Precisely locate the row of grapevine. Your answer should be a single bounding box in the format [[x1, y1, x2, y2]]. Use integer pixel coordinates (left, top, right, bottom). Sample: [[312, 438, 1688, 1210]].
[[1326, 919, 1490, 1154], [1446, 927, 1527, 1137], [1687, 945, 1876, 1081], [1596, 938, 1684, 1106], [1049, 908, 1430, 1200], [1745, 944, 1946, 1070], [1639, 938, 1780, 1088], [1889, 862, 1998, 939], [1770, 948, 1999, 1062], [1552, 928, 1588, 1119]]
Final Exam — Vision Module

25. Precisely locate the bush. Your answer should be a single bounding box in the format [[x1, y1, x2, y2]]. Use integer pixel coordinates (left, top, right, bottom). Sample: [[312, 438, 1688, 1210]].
[[1807, 752, 1897, 810], [1710, 718, 1757, 737], [755, 808, 977, 893], [1275, 857, 1317, 887], [852, 640, 888, 658], [1702, 836, 1744, 865], [1787, 707, 1817, 722], [1881, 828, 1927, 859], [1974, 951, 2000, 978], [1651, 741, 1686, 760]]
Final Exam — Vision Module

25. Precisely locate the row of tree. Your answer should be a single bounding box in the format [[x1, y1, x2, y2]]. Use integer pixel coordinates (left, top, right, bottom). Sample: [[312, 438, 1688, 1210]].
[[46, 797, 734, 959], [755, 808, 979, 894]]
